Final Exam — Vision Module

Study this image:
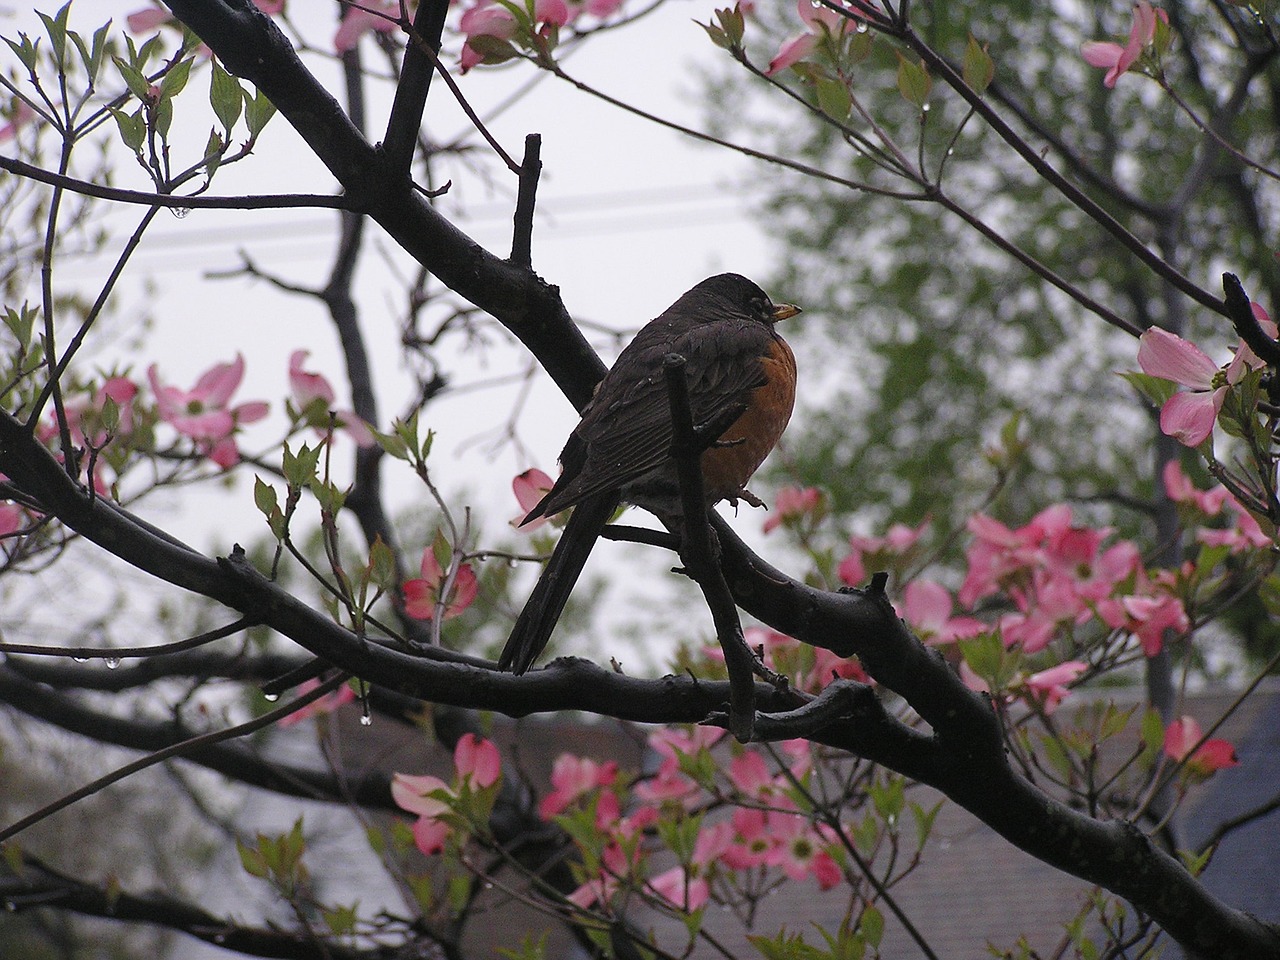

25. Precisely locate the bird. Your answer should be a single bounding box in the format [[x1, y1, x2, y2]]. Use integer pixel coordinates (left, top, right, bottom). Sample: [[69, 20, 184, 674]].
[[498, 273, 800, 674]]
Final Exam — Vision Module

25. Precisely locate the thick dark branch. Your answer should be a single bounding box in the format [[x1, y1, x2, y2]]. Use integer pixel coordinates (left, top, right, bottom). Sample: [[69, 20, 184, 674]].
[[381, 0, 449, 179], [0, 664, 395, 808]]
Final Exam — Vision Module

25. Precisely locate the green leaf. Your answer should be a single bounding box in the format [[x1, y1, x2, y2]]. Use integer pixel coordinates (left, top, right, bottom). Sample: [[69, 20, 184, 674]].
[[962, 35, 995, 95], [236, 840, 268, 878], [4, 35, 39, 73], [113, 55, 152, 103], [108, 107, 145, 153], [155, 96, 173, 139], [3, 304, 37, 348], [253, 476, 278, 516], [1178, 845, 1213, 876], [368, 536, 397, 591], [244, 88, 277, 138], [373, 426, 410, 461], [815, 76, 852, 121], [895, 53, 931, 108], [159, 55, 193, 99], [1116, 369, 1178, 407], [210, 62, 243, 133], [859, 904, 884, 948], [909, 798, 943, 849], [1040, 733, 1074, 779], [1139, 707, 1165, 769], [282, 442, 321, 488], [715, 5, 745, 47], [465, 34, 519, 68], [869, 773, 904, 820], [323, 903, 358, 936], [36, 3, 71, 67], [698, 21, 731, 50]]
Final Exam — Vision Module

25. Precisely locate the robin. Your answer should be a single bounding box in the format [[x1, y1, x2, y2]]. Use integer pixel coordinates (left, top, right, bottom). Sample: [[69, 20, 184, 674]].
[[498, 273, 800, 674]]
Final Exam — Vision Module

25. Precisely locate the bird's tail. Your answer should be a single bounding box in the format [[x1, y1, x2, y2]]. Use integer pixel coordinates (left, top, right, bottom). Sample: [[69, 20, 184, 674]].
[[498, 493, 618, 674]]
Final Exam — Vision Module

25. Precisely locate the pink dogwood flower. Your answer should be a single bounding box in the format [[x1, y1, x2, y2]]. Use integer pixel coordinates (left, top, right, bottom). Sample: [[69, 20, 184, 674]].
[[1023, 661, 1087, 714], [766, 0, 862, 77], [287, 351, 375, 447], [458, 0, 571, 71], [898, 579, 984, 646], [1081, 1, 1168, 88], [334, 1, 401, 53], [403, 547, 479, 621], [511, 468, 554, 530], [278, 678, 357, 727], [1163, 715, 1238, 777], [539, 754, 619, 819], [837, 519, 928, 586], [1137, 307, 1277, 447], [392, 734, 501, 855], [148, 355, 268, 468], [763, 485, 823, 533]]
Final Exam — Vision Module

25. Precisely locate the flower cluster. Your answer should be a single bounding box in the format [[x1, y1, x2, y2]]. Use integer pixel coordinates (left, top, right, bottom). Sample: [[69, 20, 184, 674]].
[[1081, 1, 1169, 89], [391, 734, 502, 855], [555, 728, 841, 912]]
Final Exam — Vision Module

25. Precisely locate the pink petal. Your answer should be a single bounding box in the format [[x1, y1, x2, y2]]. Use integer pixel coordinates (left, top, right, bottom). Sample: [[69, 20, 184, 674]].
[[1159, 389, 1223, 447], [191, 354, 246, 406], [233, 400, 270, 424], [455, 734, 501, 787], [391, 772, 451, 816], [411, 816, 451, 855], [289, 350, 336, 406], [766, 33, 817, 77], [535, 0, 572, 26], [1080, 40, 1123, 70], [207, 436, 241, 469], [1137, 328, 1218, 389], [1163, 716, 1201, 760], [902, 579, 951, 633], [126, 8, 173, 33]]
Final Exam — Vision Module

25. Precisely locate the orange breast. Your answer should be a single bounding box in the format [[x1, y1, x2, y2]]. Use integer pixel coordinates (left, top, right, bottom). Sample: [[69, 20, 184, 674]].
[[700, 337, 796, 502]]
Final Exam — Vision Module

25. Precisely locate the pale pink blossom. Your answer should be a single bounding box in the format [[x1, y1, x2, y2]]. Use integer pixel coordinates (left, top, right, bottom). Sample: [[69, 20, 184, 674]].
[[1024, 661, 1087, 713], [391, 734, 501, 855], [898, 579, 984, 646], [1162, 460, 1230, 516], [539, 754, 618, 819], [763, 485, 822, 533], [403, 547, 479, 621], [1163, 715, 1238, 776], [334, 1, 401, 53], [148, 355, 268, 467], [278, 678, 356, 727], [0, 99, 36, 143], [1137, 312, 1276, 447], [0, 503, 26, 537], [511, 468, 554, 530], [287, 351, 375, 447], [1081, 1, 1167, 88], [837, 519, 929, 586], [1097, 592, 1189, 656], [766, 0, 861, 77]]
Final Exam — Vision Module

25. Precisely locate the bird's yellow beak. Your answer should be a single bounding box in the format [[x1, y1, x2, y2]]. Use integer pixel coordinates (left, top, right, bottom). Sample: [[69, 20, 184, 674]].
[[770, 303, 801, 322]]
